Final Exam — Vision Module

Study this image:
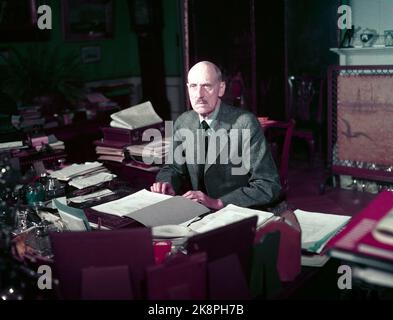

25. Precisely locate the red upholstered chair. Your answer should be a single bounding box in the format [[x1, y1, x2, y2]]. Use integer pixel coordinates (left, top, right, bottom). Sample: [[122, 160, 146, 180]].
[[258, 118, 295, 199], [288, 75, 324, 165]]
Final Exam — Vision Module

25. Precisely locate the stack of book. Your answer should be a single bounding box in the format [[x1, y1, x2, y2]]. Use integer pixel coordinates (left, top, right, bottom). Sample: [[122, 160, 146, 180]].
[[32, 134, 65, 152], [93, 101, 166, 170], [326, 191, 393, 286], [18, 105, 45, 129]]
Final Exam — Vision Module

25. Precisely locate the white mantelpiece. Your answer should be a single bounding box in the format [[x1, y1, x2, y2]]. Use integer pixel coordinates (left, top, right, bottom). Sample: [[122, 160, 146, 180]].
[[330, 47, 393, 66]]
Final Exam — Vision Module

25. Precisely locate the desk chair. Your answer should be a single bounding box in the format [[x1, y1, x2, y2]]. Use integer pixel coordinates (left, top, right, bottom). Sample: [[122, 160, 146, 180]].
[[259, 118, 295, 199], [50, 228, 154, 300], [288, 75, 325, 165]]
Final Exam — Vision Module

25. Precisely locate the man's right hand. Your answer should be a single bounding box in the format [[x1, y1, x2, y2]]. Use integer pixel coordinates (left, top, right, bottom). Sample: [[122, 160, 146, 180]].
[[150, 182, 176, 196]]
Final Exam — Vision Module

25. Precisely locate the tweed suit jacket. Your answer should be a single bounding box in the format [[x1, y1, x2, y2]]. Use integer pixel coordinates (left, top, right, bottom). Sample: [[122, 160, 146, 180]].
[[156, 102, 281, 208]]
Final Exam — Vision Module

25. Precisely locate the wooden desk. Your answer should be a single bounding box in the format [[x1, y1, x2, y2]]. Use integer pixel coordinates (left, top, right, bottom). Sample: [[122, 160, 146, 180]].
[[12, 148, 67, 173], [102, 161, 158, 190]]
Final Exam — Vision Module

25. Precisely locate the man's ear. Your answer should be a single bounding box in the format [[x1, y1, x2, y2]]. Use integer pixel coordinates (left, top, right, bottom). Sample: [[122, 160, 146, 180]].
[[218, 81, 226, 97]]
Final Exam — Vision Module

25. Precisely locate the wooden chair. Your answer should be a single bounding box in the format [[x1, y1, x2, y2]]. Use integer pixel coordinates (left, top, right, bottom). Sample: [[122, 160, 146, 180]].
[[258, 118, 296, 199], [288, 75, 324, 165]]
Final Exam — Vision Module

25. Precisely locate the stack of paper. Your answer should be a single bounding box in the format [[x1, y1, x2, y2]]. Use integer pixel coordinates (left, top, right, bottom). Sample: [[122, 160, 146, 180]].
[[34, 134, 65, 151], [50, 161, 104, 181], [110, 101, 162, 129], [68, 171, 116, 190], [294, 209, 351, 254], [125, 137, 171, 164], [0, 141, 24, 151]]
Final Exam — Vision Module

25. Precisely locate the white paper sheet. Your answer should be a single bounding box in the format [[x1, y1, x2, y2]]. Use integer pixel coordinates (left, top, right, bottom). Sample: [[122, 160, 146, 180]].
[[68, 189, 115, 203], [68, 172, 116, 189], [50, 162, 103, 181], [294, 209, 351, 253], [110, 101, 162, 129], [92, 189, 172, 217]]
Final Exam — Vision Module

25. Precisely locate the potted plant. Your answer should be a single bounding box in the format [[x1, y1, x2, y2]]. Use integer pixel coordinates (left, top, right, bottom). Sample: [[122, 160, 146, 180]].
[[1, 46, 84, 115]]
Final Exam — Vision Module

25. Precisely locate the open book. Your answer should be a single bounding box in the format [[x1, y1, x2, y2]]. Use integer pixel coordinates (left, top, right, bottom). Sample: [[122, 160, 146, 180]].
[[294, 209, 351, 254], [92, 189, 210, 227], [182, 204, 275, 234], [110, 101, 163, 130]]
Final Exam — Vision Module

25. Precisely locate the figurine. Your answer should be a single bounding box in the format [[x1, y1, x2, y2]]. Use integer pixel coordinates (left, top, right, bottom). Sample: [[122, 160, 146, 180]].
[[340, 25, 361, 48]]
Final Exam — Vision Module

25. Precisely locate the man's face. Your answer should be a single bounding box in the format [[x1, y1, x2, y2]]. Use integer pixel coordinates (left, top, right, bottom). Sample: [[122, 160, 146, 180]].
[[187, 64, 226, 117]]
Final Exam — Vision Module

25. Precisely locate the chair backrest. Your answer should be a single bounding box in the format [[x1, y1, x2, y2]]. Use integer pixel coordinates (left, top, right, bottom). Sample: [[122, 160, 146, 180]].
[[288, 75, 324, 125], [258, 119, 295, 197]]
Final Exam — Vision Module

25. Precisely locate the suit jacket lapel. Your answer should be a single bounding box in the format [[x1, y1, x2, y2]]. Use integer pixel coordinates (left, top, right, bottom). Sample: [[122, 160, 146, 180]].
[[205, 104, 232, 173]]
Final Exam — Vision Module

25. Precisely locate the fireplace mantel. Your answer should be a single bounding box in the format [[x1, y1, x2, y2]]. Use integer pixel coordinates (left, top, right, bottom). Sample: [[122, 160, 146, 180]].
[[330, 47, 393, 66]]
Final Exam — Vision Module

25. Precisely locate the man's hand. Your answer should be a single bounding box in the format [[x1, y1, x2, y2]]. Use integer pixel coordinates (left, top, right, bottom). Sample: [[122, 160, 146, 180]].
[[182, 190, 224, 210], [150, 182, 176, 196]]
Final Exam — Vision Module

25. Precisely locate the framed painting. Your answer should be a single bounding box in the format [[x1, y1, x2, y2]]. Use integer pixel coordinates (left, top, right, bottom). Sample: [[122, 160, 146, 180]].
[[0, 0, 50, 42], [81, 46, 101, 63], [328, 65, 393, 183], [62, 0, 114, 41]]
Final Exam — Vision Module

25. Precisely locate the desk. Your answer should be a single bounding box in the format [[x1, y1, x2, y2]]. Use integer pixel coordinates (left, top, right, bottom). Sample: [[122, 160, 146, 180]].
[[12, 148, 67, 173], [103, 161, 158, 190]]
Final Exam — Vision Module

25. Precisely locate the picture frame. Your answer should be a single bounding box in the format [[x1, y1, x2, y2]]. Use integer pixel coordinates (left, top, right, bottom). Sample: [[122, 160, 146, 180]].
[[62, 0, 114, 41], [81, 46, 101, 63], [0, 0, 50, 42], [384, 30, 393, 47]]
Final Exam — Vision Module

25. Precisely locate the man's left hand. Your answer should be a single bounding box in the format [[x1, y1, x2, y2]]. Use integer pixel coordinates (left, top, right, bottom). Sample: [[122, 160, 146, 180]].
[[182, 190, 224, 210]]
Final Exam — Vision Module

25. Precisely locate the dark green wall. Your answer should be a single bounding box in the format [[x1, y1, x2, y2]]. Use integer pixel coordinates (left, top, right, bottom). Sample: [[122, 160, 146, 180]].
[[1, 0, 181, 82]]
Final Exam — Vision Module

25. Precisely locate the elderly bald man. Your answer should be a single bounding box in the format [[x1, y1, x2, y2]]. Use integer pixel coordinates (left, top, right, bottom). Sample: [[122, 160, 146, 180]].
[[151, 61, 281, 210]]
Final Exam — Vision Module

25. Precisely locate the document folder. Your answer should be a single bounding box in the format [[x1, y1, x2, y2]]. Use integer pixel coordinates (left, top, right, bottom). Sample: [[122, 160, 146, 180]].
[[84, 207, 141, 229], [326, 190, 393, 272], [125, 196, 210, 227]]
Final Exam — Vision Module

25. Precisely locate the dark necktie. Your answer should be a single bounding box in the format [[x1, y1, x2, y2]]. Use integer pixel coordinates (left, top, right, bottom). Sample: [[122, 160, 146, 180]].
[[198, 120, 210, 193], [200, 120, 210, 156]]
